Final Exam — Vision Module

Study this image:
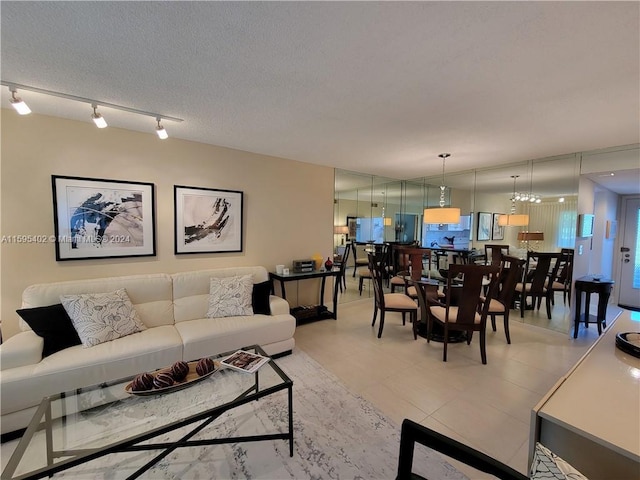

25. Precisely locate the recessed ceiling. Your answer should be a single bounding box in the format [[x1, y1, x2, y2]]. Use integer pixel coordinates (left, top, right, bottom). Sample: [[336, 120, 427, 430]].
[[1, 2, 639, 183]]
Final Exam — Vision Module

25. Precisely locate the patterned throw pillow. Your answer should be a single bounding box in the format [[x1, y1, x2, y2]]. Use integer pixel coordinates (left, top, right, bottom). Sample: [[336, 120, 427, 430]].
[[60, 289, 146, 348], [206, 275, 254, 318], [530, 443, 589, 479]]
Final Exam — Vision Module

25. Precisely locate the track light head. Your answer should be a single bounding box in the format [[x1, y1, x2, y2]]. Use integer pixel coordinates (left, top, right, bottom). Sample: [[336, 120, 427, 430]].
[[156, 117, 168, 139], [91, 104, 107, 128], [9, 87, 31, 115]]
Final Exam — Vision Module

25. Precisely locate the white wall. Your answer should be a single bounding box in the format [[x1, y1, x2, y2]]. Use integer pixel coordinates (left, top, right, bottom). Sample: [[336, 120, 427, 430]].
[[592, 189, 619, 279], [1, 111, 335, 338]]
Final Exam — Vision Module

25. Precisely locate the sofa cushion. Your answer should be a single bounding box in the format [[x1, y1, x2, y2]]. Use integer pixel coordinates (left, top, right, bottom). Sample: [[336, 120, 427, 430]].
[[20, 274, 175, 330], [16, 304, 81, 356], [172, 267, 269, 323], [252, 281, 272, 315], [206, 275, 254, 318], [176, 313, 296, 362], [60, 289, 146, 347], [0, 326, 183, 417]]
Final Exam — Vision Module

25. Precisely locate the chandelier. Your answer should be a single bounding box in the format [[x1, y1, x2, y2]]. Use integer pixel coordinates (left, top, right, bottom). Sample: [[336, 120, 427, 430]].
[[513, 192, 542, 203], [498, 175, 530, 227]]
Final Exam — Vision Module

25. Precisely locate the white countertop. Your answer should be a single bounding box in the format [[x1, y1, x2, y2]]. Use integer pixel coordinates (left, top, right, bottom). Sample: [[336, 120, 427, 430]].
[[537, 309, 640, 461]]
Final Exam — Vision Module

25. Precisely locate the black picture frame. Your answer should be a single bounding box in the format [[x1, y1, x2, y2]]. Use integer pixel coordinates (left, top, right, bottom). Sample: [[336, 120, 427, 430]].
[[477, 212, 492, 241], [492, 213, 505, 240], [52, 175, 156, 261], [174, 185, 244, 254]]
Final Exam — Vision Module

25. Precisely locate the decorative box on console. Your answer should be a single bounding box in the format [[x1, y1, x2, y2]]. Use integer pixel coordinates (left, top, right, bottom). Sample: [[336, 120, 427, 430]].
[[292, 260, 315, 273]]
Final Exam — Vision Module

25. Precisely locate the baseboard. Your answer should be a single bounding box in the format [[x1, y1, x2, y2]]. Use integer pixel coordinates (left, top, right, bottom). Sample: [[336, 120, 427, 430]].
[[619, 304, 640, 312]]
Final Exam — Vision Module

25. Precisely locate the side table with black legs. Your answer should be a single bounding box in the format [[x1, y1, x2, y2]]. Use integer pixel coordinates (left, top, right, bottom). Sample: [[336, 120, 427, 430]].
[[573, 275, 615, 338], [269, 269, 341, 323]]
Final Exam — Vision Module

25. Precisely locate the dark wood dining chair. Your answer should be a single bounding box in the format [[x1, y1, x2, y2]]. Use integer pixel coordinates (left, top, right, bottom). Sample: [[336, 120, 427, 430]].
[[335, 241, 351, 292], [515, 252, 562, 319], [389, 251, 411, 293], [352, 242, 368, 277], [427, 264, 501, 364], [486, 255, 525, 344], [548, 248, 574, 306], [484, 244, 509, 266], [368, 251, 418, 339]]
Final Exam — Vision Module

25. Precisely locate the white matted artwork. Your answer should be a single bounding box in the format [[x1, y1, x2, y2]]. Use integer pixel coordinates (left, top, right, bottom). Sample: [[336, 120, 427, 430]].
[[174, 185, 243, 254], [477, 212, 492, 241], [492, 213, 505, 240], [52, 175, 156, 261]]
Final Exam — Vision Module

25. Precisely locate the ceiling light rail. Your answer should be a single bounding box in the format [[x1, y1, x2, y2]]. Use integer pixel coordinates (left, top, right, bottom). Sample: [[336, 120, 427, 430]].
[[2, 81, 183, 138]]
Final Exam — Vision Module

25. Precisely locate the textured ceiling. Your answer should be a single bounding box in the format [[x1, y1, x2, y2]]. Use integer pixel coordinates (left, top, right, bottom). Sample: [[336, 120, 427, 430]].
[[1, 2, 639, 187]]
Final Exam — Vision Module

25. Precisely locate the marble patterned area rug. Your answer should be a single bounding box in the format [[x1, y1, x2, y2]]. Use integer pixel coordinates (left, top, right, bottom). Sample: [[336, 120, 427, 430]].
[[55, 349, 467, 479]]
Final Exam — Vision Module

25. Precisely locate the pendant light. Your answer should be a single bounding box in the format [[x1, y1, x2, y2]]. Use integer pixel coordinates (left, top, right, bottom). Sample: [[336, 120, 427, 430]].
[[498, 175, 529, 227], [423, 153, 460, 224]]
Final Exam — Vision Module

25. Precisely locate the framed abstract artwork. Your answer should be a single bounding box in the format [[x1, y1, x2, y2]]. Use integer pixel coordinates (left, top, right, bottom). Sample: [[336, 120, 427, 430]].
[[174, 185, 243, 254], [477, 212, 492, 241], [52, 175, 156, 261], [492, 213, 505, 240], [346, 216, 358, 241]]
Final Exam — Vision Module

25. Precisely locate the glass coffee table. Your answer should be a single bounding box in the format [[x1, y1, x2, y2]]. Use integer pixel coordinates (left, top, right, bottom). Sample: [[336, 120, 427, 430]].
[[2, 345, 293, 480]]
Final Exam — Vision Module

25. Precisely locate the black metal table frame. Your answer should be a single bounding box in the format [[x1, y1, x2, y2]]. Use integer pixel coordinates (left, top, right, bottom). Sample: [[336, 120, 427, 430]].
[[269, 269, 340, 320], [2, 345, 293, 480]]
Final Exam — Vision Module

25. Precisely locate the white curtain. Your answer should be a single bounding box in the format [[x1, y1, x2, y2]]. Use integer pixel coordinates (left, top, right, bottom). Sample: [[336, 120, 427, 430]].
[[526, 198, 577, 251]]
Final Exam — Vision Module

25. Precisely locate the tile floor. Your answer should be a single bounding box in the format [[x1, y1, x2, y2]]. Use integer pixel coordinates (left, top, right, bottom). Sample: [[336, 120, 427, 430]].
[[296, 271, 622, 476], [0, 271, 623, 479]]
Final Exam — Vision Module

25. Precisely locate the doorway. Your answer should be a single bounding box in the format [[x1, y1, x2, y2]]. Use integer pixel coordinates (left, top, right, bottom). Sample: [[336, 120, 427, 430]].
[[618, 196, 640, 310]]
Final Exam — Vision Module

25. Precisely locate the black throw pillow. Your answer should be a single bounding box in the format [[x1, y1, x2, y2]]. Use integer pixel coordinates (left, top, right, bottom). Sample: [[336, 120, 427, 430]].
[[252, 281, 272, 315], [16, 304, 82, 357]]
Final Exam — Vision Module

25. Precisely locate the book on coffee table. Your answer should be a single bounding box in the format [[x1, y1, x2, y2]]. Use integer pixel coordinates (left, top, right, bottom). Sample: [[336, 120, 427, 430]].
[[221, 349, 270, 373]]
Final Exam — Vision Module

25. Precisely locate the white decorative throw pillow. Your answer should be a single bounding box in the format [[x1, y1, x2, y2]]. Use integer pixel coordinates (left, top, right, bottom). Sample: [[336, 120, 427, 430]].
[[60, 289, 146, 348], [206, 275, 254, 318], [530, 443, 589, 479]]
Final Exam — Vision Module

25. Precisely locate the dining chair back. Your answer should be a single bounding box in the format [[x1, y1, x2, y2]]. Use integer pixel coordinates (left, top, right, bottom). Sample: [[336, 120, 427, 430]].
[[484, 244, 509, 266], [368, 250, 418, 339], [515, 251, 562, 319], [336, 241, 351, 292], [487, 255, 525, 344], [351, 242, 369, 277], [390, 249, 411, 293], [427, 263, 501, 364], [549, 248, 574, 305]]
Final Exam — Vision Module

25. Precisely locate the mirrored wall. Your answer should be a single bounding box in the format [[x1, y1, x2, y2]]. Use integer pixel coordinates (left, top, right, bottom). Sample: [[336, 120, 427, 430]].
[[335, 154, 580, 253]]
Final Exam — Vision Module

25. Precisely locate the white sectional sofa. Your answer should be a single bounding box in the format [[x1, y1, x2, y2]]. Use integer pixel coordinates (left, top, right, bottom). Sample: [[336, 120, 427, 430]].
[[0, 266, 295, 435]]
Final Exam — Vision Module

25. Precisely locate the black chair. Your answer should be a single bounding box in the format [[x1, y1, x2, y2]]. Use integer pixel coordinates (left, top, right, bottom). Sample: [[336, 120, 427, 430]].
[[396, 419, 527, 480], [427, 264, 501, 364], [335, 242, 351, 292], [549, 248, 574, 306], [352, 242, 368, 277], [515, 252, 562, 319], [369, 251, 418, 339], [486, 255, 525, 344], [484, 244, 510, 266]]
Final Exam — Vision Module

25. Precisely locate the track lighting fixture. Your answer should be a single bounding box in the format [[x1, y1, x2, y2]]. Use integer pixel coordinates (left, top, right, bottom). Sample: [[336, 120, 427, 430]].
[[2, 80, 183, 138], [9, 87, 31, 115], [91, 104, 108, 128], [155, 117, 168, 139]]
